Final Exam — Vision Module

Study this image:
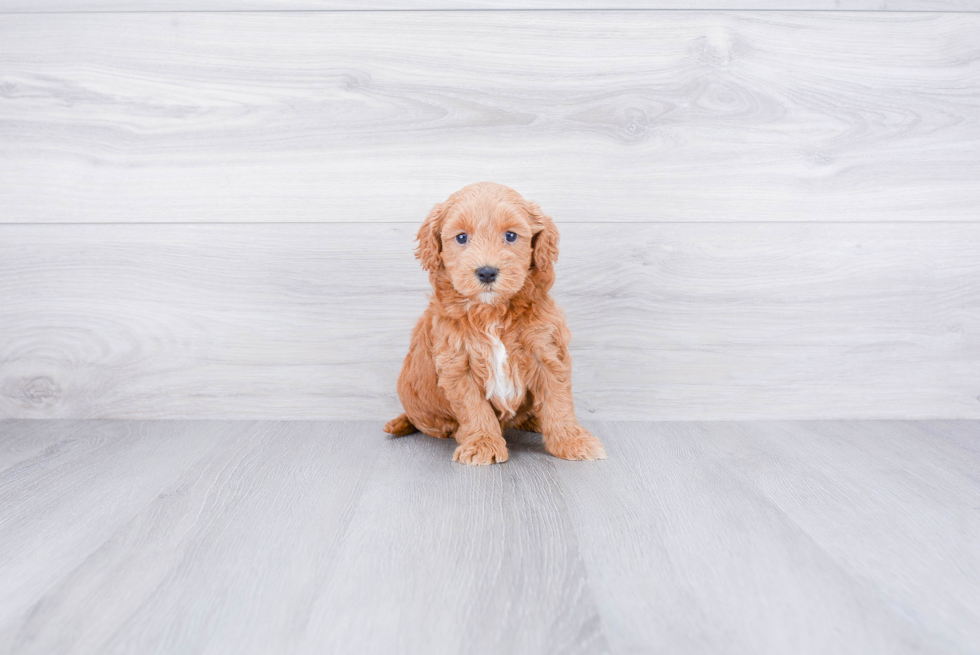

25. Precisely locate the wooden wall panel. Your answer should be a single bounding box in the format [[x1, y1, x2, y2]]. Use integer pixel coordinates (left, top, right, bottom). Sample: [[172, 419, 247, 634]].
[[3, 7, 977, 420], [1, 11, 978, 224], [2, 222, 977, 420], [2, 1, 979, 11]]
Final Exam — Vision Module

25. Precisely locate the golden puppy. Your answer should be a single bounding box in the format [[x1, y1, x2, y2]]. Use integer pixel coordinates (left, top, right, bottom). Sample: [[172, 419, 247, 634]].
[[384, 182, 606, 465]]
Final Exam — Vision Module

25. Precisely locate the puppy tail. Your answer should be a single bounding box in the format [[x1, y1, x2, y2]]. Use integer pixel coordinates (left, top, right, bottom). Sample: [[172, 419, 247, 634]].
[[383, 413, 417, 437]]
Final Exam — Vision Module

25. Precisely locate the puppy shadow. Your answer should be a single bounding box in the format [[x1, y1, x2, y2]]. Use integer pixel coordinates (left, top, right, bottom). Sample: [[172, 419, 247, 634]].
[[502, 429, 549, 456], [381, 426, 549, 459]]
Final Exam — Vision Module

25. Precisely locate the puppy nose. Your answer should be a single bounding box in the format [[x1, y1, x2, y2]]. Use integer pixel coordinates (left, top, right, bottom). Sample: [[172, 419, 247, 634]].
[[475, 266, 499, 284]]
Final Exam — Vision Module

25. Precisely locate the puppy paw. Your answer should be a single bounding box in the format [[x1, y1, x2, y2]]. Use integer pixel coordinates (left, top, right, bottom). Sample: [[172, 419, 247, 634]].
[[453, 435, 509, 466], [546, 426, 607, 461]]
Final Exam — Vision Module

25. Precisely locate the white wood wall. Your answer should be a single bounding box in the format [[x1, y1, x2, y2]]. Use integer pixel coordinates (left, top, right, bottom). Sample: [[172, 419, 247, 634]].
[[1, 4, 978, 420]]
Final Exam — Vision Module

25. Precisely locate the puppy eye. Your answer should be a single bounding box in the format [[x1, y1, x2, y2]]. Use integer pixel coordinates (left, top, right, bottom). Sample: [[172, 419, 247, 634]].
[[455, 233, 468, 245], [505, 231, 518, 243]]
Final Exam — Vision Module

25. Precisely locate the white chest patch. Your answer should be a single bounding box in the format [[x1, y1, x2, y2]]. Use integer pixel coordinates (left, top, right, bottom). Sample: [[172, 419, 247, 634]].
[[485, 325, 518, 403]]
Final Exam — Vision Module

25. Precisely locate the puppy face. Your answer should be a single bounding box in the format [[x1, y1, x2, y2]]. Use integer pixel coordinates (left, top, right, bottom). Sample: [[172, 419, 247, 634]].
[[440, 196, 534, 303], [416, 182, 559, 303]]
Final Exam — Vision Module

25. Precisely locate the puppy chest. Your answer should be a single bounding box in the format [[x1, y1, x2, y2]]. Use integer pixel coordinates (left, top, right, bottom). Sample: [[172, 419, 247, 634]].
[[478, 328, 523, 407], [486, 335, 516, 400]]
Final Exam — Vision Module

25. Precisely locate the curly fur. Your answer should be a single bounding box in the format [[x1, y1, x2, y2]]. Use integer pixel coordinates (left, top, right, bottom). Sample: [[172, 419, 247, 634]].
[[384, 182, 606, 465]]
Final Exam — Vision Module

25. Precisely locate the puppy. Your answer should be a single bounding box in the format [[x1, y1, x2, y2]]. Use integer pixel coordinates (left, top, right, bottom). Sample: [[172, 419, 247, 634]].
[[384, 182, 606, 465]]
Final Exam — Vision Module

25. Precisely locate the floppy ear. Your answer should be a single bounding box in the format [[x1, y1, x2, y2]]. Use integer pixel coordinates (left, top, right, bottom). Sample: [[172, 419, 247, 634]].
[[415, 202, 446, 273], [527, 201, 559, 273]]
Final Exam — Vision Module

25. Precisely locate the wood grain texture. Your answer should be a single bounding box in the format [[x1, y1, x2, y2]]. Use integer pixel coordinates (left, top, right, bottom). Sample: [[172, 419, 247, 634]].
[[1, 222, 978, 420], [711, 420, 980, 647], [0, 421, 236, 635], [1, 420, 978, 654], [3, 1, 980, 11], [556, 421, 980, 654], [295, 425, 607, 655], [0, 419, 78, 475], [0, 420, 380, 655], [1, 11, 978, 223]]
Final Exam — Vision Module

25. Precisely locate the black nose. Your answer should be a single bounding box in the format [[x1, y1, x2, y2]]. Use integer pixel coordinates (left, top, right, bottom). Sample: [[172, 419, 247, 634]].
[[475, 266, 499, 284]]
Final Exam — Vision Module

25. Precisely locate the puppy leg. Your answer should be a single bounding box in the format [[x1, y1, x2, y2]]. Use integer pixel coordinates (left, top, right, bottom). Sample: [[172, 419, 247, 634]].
[[530, 354, 606, 461], [396, 322, 458, 439], [411, 415, 458, 440], [539, 404, 606, 461], [452, 405, 508, 465], [438, 356, 508, 465]]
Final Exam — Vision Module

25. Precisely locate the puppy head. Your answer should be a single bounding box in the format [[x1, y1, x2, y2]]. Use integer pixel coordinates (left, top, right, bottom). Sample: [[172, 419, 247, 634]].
[[416, 182, 559, 303]]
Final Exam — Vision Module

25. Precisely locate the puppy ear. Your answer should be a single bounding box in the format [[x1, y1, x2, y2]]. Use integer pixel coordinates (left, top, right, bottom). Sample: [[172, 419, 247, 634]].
[[527, 201, 559, 273], [416, 202, 446, 273]]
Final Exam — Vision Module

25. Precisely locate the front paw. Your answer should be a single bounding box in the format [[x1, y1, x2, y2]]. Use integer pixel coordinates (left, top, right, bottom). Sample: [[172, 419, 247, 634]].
[[546, 425, 607, 461], [453, 435, 509, 466]]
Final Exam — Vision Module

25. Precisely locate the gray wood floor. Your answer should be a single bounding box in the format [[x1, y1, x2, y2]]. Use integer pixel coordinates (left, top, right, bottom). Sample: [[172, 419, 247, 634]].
[[1, 420, 977, 654]]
